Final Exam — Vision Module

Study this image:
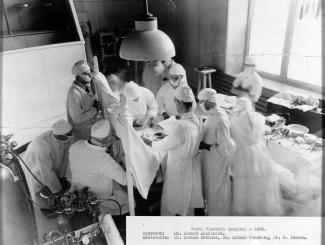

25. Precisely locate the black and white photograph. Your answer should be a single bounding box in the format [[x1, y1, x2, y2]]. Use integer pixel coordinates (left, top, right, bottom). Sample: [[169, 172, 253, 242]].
[[0, 0, 323, 244]]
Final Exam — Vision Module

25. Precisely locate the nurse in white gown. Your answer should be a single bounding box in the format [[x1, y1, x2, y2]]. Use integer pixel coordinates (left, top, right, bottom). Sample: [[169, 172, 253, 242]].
[[230, 68, 283, 215], [197, 88, 235, 215], [156, 62, 196, 119], [147, 85, 204, 216]]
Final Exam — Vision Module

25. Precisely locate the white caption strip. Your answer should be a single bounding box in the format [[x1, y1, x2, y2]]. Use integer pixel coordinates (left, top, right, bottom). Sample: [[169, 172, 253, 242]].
[[126, 216, 321, 245]]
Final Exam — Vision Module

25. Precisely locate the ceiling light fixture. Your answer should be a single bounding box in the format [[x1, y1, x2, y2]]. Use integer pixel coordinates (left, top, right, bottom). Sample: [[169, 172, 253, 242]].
[[119, 0, 176, 61]]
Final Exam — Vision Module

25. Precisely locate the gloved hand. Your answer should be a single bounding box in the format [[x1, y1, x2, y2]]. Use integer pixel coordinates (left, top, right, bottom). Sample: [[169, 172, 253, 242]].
[[58, 177, 71, 193], [133, 119, 143, 128], [162, 112, 170, 120], [199, 142, 212, 151], [93, 99, 102, 111], [141, 136, 153, 146]]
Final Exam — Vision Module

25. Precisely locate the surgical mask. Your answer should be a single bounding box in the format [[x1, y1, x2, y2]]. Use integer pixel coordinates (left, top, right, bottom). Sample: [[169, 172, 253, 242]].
[[78, 71, 93, 84], [56, 135, 73, 143], [54, 131, 73, 143], [169, 74, 183, 87], [199, 102, 208, 114], [170, 80, 180, 87]]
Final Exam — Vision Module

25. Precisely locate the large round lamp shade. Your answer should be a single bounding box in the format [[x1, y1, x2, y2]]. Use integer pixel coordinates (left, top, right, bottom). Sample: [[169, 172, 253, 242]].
[[119, 17, 175, 61]]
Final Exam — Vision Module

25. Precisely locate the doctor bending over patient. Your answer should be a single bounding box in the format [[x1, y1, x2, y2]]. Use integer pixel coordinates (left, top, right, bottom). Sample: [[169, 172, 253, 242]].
[[23, 119, 73, 208], [68, 119, 129, 215], [144, 84, 204, 216], [123, 81, 158, 128]]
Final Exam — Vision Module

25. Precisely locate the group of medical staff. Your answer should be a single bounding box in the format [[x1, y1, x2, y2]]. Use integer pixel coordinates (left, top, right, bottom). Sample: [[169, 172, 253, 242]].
[[23, 57, 283, 217]]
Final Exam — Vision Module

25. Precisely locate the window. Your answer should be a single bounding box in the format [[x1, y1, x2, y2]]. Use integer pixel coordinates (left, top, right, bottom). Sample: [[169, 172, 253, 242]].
[[247, 0, 322, 91], [0, 0, 80, 51]]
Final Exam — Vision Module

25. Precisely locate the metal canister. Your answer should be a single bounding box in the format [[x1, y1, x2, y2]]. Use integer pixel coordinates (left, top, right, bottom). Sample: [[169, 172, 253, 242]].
[[0, 164, 35, 244], [57, 214, 71, 233]]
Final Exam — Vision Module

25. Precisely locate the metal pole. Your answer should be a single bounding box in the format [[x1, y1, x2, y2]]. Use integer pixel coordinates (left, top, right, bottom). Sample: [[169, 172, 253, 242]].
[[143, 0, 149, 14], [1, 0, 13, 35], [134, 61, 139, 83], [126, 164, 135, 216]]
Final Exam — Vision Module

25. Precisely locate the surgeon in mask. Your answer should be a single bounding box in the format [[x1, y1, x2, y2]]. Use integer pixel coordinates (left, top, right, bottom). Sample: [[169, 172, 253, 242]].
[[23, 119, 73, 208], [197, 88, 235, 215], [123, 81, 158, 128], [144, 84, 204, 216], [68, 119, 129, 215], [156, 62, 195, 119], [66, 60, 101, 140]]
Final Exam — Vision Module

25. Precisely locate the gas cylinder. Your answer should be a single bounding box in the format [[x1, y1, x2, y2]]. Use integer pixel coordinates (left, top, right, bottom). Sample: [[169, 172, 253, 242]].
[[57, 214, 71, 233], [0, 164, 35, 245]]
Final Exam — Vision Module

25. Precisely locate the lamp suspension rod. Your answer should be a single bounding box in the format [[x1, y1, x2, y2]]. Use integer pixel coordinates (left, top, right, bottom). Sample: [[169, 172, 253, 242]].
[[0, 0, 13, 35], [143, 0, 149, 14]]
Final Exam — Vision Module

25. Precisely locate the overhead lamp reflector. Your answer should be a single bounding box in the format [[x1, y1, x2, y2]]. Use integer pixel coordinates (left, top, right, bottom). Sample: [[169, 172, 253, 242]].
[[119, 13, 175, 61]]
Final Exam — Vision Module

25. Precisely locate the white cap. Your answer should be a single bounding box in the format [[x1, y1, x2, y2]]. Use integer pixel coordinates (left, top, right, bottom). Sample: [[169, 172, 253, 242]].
[[244, 56, 256, 67], [174, 84, 195, 103], [71, 60, 91, 75], [233, 74, 263, 102], [168, 62, 186, 76], [52, 119, 72, 135], [162, 57, 173, 67], [198, 88, 218, 103], [124, 81, 141, 100], [91, 120, 111, 139]]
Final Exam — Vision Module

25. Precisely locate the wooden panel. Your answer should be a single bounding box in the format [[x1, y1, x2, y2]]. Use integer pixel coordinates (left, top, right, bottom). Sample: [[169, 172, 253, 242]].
[[150, 0, 229, 86], [199, 0, 228, 70]]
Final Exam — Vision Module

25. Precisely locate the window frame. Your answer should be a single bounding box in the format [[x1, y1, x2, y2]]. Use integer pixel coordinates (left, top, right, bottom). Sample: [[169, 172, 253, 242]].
[[245, 0, 323, 94]]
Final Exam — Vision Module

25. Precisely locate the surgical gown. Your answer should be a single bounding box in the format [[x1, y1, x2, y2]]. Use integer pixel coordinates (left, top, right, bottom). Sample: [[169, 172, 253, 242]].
[[66, 82, 97, 140], [152, 112, 204, 216], [230, 109, 283, 216], [126, 86, 158, 123], [156, 82, 196, 117], [23, 131, 70, 207], [142, 61, 166, 96], [68, 140, 129, 215], [201, 107, 235, 215]]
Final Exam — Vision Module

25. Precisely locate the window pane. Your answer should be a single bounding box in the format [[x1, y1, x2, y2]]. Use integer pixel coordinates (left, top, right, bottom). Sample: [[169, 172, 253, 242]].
[[249, 0, 290, 75], [288, 2, 322, 87]]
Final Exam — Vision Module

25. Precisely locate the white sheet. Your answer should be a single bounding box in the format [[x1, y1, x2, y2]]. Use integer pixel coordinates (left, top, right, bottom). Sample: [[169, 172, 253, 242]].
[[111, 108, 160, 199]]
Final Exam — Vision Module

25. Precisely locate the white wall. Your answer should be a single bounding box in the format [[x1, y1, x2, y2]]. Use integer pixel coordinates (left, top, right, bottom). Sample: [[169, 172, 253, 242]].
[[1, 42, 85, 146], [225, 0, 250, 75]]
